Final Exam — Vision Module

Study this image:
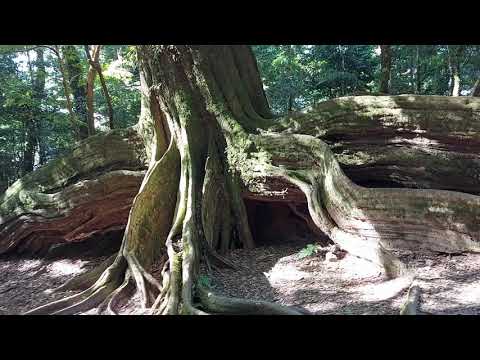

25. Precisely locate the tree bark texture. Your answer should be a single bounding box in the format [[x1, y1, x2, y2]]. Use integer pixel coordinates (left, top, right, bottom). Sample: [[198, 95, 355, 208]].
[[379, 45, 392, 94], [63, 46, 89, 139]]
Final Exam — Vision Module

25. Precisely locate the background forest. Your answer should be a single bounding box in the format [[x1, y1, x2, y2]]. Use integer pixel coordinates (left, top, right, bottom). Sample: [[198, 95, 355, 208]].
[[1, 44, 480, 192]]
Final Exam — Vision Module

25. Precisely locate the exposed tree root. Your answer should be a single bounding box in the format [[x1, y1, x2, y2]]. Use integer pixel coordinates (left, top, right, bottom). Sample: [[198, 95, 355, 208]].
[[53, 254, 117, 292], [99, 269, 133, 315], [287, 202, 332, 247], [400, 278, 422, 315], [25, 253, 127, 315], [197, 284, 310, 315]]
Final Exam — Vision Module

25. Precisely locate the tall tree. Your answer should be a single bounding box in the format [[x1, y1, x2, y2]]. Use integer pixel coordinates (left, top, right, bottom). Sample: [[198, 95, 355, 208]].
[[473, 79, 480, 96], [447, 45, 465, 96], [63, 46, 89, 139], [94, 47, 115, 129], [21, 48, 47, 175], [412, 45, 421, 94], [379, 45, 392, 94], [84, 45, 101, 136], [84, 45, 115, 130], [52, 45, 81, 139], [33, 47, 47, 166], [3, 45, 478, 316]]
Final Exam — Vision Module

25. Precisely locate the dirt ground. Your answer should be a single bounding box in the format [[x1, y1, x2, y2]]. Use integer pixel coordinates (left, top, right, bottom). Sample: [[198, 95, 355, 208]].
[[0, 252, 107, 315], [1, 240, 480, 315], [201, 242, 480, 315]]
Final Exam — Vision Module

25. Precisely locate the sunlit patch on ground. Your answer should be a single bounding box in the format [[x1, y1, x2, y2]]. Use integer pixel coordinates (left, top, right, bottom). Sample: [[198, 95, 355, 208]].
[[266, 262, 312, 282], [47, 260, 88, 276], [0, 254, 108, 315], [16, 259, 43, 272], [203, 245, 480, 315], [3, 243, 480, 315], [453, 282, 480, 304], [355, 276, 412, 302], [336, 254, 383, 280]]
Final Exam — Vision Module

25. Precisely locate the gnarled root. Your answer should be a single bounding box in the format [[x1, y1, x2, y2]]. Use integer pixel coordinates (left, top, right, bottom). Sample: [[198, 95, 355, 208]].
[[24, 253, 127, 315], [197, 284, 309, 315], [400, 279, 421, 315], [253, 131, 480, 278], [24, 250, 167, 315]]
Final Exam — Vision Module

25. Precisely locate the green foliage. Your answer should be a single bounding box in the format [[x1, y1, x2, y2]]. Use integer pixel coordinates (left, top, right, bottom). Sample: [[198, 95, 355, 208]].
[[0, 45, 140, 192], [253, 45, 377, 113], [198, 274, 212, 289], [253, 45, 480, 114], [297, 244, 322, 259], [94, 46, 140, 129]]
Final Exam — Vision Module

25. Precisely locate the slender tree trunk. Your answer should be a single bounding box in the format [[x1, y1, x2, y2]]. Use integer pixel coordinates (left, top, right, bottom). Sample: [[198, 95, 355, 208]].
[[451, 67, 461, 97], [22, 115, 36, 176], [288, 94, 294, 112], [54, 45, 80, 140], [33, 48, 47, 165], [472, 78, 480, 97], [413, 45, 422, 94], [85, 45, 100, 136], [379, 45, 392, 94], [448, 45, 463, 97], [63, 46, 88, 139], [22, 51, 38, 175], [85, 45, 115, 130], [93, 45, 115, 130], [96, 65, 115, 129]]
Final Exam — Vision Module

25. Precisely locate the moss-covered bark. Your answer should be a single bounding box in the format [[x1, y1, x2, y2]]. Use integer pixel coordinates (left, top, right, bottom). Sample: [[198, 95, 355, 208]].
[[6, 45, 480, 315], [273, 96, 480, 194], [0, 128, 147, 255]]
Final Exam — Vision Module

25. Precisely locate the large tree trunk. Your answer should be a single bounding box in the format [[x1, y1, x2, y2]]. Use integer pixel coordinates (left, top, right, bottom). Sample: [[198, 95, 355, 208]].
[[3, 45, 480, 315], [7, 96, 480, 256]]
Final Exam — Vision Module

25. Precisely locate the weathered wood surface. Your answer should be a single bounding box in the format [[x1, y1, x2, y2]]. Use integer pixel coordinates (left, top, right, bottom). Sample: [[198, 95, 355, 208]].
[[0, 128, 147, 254]]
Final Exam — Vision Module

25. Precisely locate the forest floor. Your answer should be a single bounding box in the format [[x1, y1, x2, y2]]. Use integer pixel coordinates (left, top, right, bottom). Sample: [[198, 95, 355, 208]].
[[0, 251, 108, 315], [1, 240, 480, 315], [203, 241, 480, 315]]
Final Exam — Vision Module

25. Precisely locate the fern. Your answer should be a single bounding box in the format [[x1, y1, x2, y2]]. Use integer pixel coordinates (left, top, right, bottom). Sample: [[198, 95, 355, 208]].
[[298, 244, 321, 259]]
